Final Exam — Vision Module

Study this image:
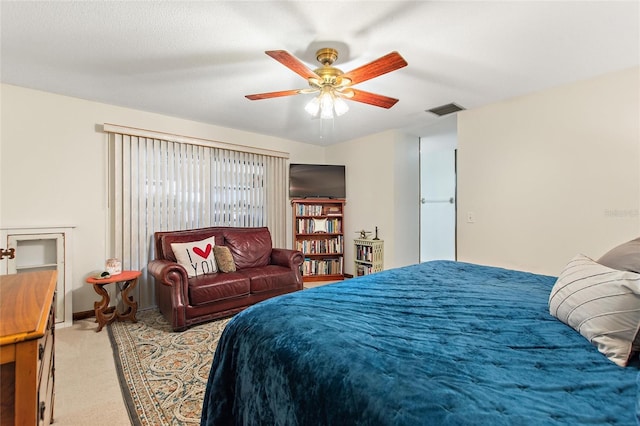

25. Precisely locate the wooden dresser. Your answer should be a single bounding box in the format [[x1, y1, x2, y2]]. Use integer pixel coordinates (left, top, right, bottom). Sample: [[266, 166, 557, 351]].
[[0, 271, 57, 425]]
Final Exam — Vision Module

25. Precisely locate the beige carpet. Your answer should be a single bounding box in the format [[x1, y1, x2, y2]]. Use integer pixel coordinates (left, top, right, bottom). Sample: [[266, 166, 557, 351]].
[[108, 309, 231, 425], [55, 318, 131, 425]]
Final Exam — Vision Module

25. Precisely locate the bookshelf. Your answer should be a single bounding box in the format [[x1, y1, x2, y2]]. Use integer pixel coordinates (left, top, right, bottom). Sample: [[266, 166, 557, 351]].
[[292, 198, 345, 282], [354, 238, 384, 276]]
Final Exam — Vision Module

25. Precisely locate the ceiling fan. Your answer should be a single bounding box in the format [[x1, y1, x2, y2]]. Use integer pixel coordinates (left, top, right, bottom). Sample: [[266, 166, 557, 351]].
[[245, 48, 408, 118]]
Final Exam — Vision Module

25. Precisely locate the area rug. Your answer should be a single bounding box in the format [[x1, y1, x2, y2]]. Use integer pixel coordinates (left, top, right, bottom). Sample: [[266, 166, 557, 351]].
[[108, 309, 231, 425]]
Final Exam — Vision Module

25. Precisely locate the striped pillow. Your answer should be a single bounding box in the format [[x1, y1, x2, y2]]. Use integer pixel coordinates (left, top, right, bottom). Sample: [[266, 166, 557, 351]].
[[549, 254, 640, 367]]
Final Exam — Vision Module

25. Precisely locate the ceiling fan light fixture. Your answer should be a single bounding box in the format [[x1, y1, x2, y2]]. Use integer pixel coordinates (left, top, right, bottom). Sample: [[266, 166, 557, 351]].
[[319, 91, 334, 120], [304, 96, 321, 116], [305, 88, 350, 119], [333, 96, 349, 116]]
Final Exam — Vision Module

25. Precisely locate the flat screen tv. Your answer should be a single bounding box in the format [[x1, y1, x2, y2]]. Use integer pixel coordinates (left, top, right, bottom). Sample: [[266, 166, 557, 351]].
[[289, 164, 346, 199]]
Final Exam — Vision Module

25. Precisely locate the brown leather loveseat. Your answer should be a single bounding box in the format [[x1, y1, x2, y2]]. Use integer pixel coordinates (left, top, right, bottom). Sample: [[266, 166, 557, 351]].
[[148, 226, 304, 331]]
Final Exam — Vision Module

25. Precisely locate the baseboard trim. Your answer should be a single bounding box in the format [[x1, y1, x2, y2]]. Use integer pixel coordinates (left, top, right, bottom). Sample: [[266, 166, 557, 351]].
[[73, 307, 115, 321]]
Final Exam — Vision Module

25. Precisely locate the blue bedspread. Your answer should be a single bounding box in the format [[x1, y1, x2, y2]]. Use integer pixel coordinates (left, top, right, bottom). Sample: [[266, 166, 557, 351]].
[[202, 261, 639, 425]]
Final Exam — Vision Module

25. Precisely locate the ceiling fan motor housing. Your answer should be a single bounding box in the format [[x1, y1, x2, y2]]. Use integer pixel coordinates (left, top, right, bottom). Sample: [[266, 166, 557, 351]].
[[316, 48, 338, 65], [313, 48, 347, 87]]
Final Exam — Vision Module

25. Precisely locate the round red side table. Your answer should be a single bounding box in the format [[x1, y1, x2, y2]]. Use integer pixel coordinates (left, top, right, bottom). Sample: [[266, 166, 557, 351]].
[[85, 270, 140, 332]]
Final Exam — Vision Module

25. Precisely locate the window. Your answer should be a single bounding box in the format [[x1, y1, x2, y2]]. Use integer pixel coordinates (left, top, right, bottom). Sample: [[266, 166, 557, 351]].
[[105, 124, 288, 308]]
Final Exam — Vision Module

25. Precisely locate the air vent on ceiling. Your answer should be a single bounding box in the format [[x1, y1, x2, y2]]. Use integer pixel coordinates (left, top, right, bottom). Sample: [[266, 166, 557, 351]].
[[426, 103, 465, 116]]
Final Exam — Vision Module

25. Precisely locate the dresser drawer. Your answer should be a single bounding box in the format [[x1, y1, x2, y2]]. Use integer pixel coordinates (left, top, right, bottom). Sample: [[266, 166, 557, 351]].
[[38, 329, 53, 386], [36, 309, 54, 381], [37, 358, 54, 426], [37, 304, 55, 425]]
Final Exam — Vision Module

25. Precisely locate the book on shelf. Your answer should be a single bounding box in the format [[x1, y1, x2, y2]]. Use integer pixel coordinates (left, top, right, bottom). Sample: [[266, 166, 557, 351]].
[[302, 257, 343, 276], [356, 245, 373, 262], [295, 235, 343, 255], [356, 264, 372, 276], [296, 218, 342, 234]]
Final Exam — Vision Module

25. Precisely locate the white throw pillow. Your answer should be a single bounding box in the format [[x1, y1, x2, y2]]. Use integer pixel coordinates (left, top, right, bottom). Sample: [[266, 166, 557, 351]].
[[549, 254, 640, 367], [598, 236, 640, 273], [170, 236, 218, 277]]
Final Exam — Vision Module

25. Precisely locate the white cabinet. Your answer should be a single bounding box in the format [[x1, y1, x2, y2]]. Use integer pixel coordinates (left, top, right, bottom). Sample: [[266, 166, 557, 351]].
[[354, 239, 384, 276], [1, 226, 73, 327]]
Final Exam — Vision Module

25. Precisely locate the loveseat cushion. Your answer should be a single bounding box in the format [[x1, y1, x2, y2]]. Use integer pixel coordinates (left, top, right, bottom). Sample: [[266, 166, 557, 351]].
[[188, 272, 250, 306], [242, 265, 300, 294], [223, 227, 272, 269]]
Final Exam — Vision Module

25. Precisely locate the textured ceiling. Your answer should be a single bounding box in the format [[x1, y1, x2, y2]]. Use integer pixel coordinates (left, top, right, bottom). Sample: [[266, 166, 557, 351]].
[[1, 1, 638, 146]]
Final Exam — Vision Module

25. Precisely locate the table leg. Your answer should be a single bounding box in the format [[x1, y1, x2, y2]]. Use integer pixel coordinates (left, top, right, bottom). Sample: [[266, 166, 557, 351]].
[[92, 283, 116, 332], [117, 278, 138, 323]]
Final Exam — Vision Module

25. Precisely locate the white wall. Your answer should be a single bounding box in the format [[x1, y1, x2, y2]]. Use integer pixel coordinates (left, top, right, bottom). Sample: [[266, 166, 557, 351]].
[[457, 67, 640, 275], [0, 84, 325, 313], [326, 130, 420, 275]]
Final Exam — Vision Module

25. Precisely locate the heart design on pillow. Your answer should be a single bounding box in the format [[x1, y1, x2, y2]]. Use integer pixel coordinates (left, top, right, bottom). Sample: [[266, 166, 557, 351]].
[[193, 244, 212, 259]]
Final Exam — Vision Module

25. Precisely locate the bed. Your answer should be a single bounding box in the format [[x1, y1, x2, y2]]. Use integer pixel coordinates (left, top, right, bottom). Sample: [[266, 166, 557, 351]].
[[201, 260, 639, 425]]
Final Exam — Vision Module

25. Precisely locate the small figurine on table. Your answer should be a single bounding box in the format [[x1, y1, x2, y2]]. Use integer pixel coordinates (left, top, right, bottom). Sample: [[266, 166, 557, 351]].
[[373, 226, 380, 240], [357, 229, 372, 239]]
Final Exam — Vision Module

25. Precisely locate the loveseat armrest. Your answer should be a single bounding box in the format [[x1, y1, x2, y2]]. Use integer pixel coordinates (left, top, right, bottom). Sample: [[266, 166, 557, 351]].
[[271, 248, 304, 271], [148, 259, 189, 307], [148, 259, 188, 283]]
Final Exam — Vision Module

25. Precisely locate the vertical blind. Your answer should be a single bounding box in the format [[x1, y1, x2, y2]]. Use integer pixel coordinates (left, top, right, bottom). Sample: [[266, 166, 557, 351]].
[[105, 125, 289, 308]]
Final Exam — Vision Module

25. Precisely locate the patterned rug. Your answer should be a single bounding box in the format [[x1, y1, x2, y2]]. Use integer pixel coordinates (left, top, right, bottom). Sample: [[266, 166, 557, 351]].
[[108, 309, 231, 425]]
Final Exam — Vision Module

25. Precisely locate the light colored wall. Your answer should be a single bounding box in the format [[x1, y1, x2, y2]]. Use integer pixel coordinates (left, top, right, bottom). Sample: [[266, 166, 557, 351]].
[[0, 83, 325, 313], [326, 130, 420, 275], [457, 67, 640, 275]]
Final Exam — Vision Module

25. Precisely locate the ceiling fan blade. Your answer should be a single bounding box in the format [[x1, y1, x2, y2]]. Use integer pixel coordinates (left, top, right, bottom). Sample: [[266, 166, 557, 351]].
[[341, 51, 407, 85], [347, 89, 399, 109], [265, 50, 320, 80], [245, 89, 302, 100]]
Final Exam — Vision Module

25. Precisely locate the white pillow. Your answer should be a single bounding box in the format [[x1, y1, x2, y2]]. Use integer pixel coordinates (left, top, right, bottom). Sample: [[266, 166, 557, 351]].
[[170, 236, 218, 277], [598, 236, 640, 273], [549, 254, 640, 367]]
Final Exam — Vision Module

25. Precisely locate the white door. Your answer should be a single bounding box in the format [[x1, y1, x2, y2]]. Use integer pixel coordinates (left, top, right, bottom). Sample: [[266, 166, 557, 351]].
[[420, 144, 456, 262]]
